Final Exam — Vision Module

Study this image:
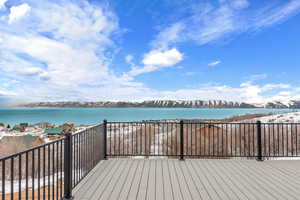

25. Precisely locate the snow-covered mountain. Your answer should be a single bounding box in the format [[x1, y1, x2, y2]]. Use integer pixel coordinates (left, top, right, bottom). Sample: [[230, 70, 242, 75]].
[[22, 100, 255, 108], [21, 100, 300, 108]]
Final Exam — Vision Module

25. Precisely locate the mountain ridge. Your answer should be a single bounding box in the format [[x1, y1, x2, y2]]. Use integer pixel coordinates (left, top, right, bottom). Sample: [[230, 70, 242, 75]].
[[20, 100, 300, 109]]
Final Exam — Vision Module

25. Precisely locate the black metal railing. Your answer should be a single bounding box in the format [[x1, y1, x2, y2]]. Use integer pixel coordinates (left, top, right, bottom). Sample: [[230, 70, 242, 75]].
[[106, 121, 300, 159], [1, 120, 300, 199], [71, 123, 105, 188], [0, 123, 105, 200], [0, 139, 65, 200]]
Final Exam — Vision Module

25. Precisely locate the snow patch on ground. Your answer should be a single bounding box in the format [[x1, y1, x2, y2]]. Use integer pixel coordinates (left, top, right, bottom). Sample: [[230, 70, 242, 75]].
[[242, 111, 300, 123]]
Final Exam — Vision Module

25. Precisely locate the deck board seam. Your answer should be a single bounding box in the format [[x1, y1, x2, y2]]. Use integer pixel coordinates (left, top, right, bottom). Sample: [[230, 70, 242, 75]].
[[94, 159, 127, 200], [230, 161, 281, 200], [205, 160, 243, 200], [237, 162, 299, 199], [135, 160, 146, 200], [198, 160, 232, 200], [189, 160, 214, 200], [109, 158, 135, 200], [193, 160, 223, 200], [166, 160, 175, 200], [183, 161, 203, 200], [211, 160, 251, 200], [125, 160, 141, 200], [171, 160, 185, 200]]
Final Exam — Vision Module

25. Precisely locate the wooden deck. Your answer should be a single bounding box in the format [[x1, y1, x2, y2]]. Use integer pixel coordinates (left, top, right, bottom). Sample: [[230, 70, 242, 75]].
[[73, 158, 300, 200]]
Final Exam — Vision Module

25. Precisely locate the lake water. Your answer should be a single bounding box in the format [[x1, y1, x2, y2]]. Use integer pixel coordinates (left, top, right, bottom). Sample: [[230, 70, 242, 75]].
[[0, 107, 298, 125]]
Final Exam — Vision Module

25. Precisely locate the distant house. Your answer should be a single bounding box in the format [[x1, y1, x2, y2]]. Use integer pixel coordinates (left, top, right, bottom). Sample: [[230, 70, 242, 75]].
[[20, 123, 29, 127], [34, 122, 53, 129], [44, 128, 63, 135], [12, 125, 26, 132]]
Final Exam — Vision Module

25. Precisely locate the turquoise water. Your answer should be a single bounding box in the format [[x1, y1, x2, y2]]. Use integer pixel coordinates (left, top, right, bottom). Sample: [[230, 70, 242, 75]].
[[0, 107, 298, 125]]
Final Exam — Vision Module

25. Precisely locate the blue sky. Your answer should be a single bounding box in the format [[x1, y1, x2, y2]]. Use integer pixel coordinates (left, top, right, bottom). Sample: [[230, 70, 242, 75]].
[[0, 0, 300, 105]]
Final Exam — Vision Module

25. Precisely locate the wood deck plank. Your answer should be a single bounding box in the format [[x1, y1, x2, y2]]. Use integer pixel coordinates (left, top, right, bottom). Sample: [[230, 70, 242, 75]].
[[162, 160, 174, 200], [226, 160, 277, 200], [172, 160, 193, 200], [178, 161, 202, 200], [167, 160, 184, 200], [107, 159, 135, 200], [117, 159, 139, 200], [195, 160, 232, 200], [126, 159, 145, 200], [73, 159, 300, 200], [91, 159, 126, 200], [73, 159, 117, 199], [136, 159, 151, 200], [146, 160, 156, 200], [237, 161, 298, 200], [204, 160, 241, 200], [156, 160, 165, 200]]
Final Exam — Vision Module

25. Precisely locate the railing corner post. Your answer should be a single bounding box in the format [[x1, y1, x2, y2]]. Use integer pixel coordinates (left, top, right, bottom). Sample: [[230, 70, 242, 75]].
[[103, 119, 107, 160], [180, 120, 184, 161], [256, 120, 263, 161], [62, 132, 73, 200]]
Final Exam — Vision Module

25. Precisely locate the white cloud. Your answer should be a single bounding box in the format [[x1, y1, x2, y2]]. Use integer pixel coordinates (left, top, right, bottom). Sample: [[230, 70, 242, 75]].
[[254, 0, 300, 29], [230, 0, 249, 9], [0, 0, 300, 104], [125, 55, 133, 63], [128, 48, 183, 76], [184, 72, 194, 76], [208, 61, 221, 67], [0, 0, 137, 102], [8, 3, 31, 24], [151, 23, 184, 50], [151, 1, 300, 49], [142, 48, 183, 67], [19, 67, 43, 76], [0, 0, 8, 10]]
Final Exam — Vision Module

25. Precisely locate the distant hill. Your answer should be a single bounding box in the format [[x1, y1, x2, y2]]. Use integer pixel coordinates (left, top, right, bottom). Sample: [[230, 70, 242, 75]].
[[21, 99, 300, 108]]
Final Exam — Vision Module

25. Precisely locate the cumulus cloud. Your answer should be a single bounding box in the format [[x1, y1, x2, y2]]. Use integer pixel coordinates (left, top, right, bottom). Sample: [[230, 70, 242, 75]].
[[142, 48, 183, 67], [208, 61, 221, 67], [128, 48, 183, 76], [8, 3, 31, 24], [0, 0, 140, 102], [0, 0, 8, 10]]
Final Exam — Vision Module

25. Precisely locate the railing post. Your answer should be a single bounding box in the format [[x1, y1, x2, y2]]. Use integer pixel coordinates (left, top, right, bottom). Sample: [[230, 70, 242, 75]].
[[103, 119, 107, 160], [180, 120, 184, 161], [62, 132, 73, 200], [256, 121, 263, 161]]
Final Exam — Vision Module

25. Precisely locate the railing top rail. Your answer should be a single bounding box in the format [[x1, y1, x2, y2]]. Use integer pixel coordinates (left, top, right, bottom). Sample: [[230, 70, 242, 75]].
[[72, 123, 103, 136], [0, 123, 104, 161], [0, 137, 65, 161], [106, 121, 300, 125]]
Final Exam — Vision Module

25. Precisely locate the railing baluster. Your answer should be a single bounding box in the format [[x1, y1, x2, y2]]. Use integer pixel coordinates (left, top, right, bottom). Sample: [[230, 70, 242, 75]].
[[38, 148, 41, 200], [43, 147, 46, 200], [104, 120, 107, 159], [180, 120, 184, 160], [2, 160, 5, 200], [62, 132, 73, 200], [257, 121, 263, 161], [10, 157, 13, 200], [19, 155, 22, 200], [32, 149, 35, 200]]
